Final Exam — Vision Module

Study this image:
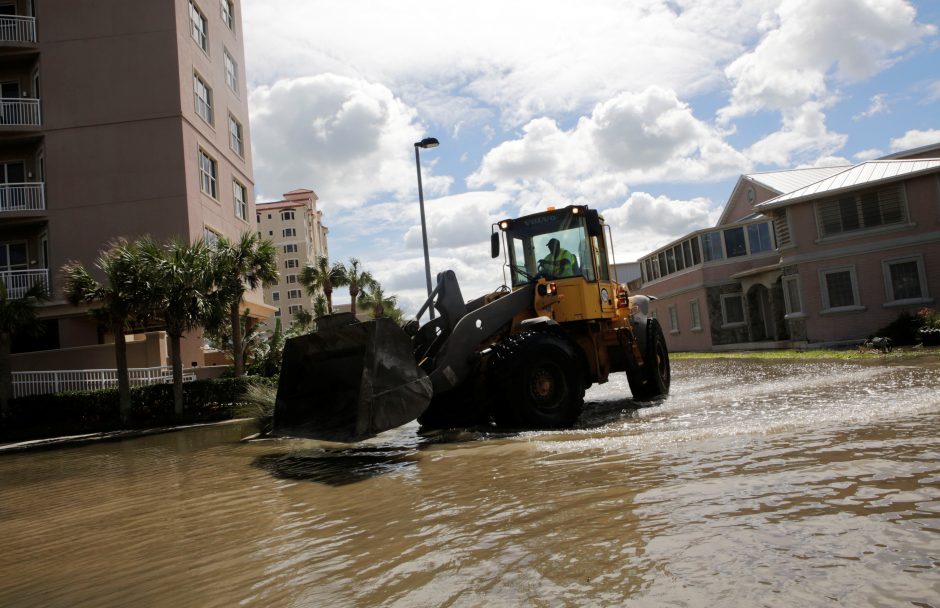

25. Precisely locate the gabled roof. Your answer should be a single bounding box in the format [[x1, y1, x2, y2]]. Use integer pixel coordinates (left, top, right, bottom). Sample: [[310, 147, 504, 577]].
[[745, 165, 851, 195], [756, 159, 940, 210]]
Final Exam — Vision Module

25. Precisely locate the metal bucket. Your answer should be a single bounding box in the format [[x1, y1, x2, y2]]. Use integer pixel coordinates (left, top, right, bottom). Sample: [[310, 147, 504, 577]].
[[273, 315, 433, 442]]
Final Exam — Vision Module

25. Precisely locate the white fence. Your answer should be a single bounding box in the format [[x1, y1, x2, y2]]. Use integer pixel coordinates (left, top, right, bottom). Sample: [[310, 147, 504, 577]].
[[0, 15, 36, 43], [0, 182, 44, 212], [13, 366, 198, 398], [0, 98, 41, 126], [1, 269, 48, 299]]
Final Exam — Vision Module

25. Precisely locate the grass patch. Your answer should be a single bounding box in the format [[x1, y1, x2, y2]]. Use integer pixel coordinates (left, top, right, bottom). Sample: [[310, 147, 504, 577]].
[[670, 347, 938, 361]]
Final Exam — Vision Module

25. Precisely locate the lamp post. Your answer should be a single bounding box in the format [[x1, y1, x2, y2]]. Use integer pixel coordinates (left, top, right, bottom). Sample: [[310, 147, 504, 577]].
[[414, 137, 439, 320]]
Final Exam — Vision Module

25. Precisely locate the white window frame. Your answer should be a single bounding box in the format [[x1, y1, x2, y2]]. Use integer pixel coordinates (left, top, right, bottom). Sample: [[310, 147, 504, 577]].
[[221, 0, 235, 31], [287, 289, 302, 300], [288, 304, 303, 315], [782, 275, 805, 318], [283, 244, 298, 254], [198, 149, 217, 199], [818, 265, 864, 314], [281, 210, 295, 221], [194, 72, 213, 125], [881, 254, 930, 306], [284, 258, 299, 269], [190, 1, 208, 52], [689, 299, 701, 331], [228, 113, 243, 156], [223, 49, 238, 93], [271, 292, 280, 302], [720, 293, 745, 328], [667, 304, 679, 334], [233, 179, 247, 221], [286, 274, 298, 284], [203, 226, 220, 246], [283, 228, 296, 238]]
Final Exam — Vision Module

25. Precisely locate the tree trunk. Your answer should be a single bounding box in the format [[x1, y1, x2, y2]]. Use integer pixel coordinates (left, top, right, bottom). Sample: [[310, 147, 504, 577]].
[[113, 320, 131, 424], [0, 331, 11, 419], [350, 285, 358, 317], [231, 301, 243, 377], [169, 332, 184, 416], [325, 284, 333, 314]]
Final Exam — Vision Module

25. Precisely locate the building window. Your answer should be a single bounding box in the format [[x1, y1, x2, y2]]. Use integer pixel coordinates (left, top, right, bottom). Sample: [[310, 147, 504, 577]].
[[224, 49, 238, 93], [286, 274, 298, 284], [284, 244, 298, 253], [203, 227, 220, 246], [274, 309, 281, 317], [221, 0, 235, 31], [190, 1, 208, 51], [723, 227, 746, 258], [882, 255, 928, 304], [281, 210, 295, 221], [288, 305, 303, 315], [288, 289, 302, 300], [689, 299, 701, 330], [782, 276, 803, 316], [228, 114, 243, 156], [819, 267, 861, 311], [747, 223, 774, 254], [198, 149, 217, 198], [721, 293, 745, 326], [272, 292, 280, 302], [702, 232, 723, 261], [285, 259, 299, 269], [233, 180, 247, 221], [816, 184, 906, 238], [194, 72, 213, 124], [668, 304, 679, 333], [283, 228, 296, 237]]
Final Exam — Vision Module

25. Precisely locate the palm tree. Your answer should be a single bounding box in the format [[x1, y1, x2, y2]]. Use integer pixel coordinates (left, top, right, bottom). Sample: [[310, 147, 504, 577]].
[[290, 307, 313, 334], [335, 258, 374, 318], [62, 240, 154, 423], [358, 280, 399, 319], [144, 238, 217, 415], [213, 233, 278, 377], [312, 294, 328, 319], [299, 256, 345, 314], [0, 281, 47, 418]]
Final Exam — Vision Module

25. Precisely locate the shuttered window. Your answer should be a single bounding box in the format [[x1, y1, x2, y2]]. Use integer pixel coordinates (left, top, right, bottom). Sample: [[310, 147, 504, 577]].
[[773, 210, 791, 247], [816, 184, 906, 237]]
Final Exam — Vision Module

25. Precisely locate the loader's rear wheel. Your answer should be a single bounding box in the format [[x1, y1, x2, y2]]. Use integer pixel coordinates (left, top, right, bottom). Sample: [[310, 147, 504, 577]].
[[489, 331, 585, 429], [627, 318, 670, 401]]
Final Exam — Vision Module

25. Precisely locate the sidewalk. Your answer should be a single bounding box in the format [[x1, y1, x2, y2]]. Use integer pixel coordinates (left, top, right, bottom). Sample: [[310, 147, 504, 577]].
[[0, 419, 249, 454]]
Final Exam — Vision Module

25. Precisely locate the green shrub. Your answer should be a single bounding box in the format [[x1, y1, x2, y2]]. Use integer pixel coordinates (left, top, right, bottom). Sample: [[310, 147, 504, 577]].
[[0, 375, 279, 442], [874, 312, 923, 346]]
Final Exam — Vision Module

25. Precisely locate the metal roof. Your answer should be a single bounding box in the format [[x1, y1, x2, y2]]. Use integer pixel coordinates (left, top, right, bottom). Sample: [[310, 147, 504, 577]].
[[756, 159, 940, 210], [744, 165, 850, 194]]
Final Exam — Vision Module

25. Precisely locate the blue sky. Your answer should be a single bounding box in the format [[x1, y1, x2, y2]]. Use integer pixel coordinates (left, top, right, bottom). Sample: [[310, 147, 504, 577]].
[[242, 0, 938, 314]]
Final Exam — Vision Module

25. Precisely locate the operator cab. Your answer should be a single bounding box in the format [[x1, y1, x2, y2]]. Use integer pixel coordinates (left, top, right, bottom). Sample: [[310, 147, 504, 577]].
[[493, 205, 612, 288]]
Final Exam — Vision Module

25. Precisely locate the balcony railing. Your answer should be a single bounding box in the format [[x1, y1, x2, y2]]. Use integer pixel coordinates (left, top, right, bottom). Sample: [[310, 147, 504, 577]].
[[12, 366, 198, 398], [0, 182, 45, 212], [0, 98, 41, 126], [1, 268, 48, 299], [0, 15, 36, 44]]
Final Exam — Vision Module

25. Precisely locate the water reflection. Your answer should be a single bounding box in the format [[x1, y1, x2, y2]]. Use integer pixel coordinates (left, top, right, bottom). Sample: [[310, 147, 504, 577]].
[[1, 357, 938, 607]]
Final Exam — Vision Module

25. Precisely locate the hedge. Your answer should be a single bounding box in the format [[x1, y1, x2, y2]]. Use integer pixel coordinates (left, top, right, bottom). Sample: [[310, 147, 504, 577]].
[[1, 375, 278, 442]]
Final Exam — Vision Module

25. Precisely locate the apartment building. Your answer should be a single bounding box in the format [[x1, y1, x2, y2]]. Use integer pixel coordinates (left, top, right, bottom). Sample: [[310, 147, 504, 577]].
[[636, 143, 940, 350], [2, 0, 271, 371], [256, 189, 329, 328]]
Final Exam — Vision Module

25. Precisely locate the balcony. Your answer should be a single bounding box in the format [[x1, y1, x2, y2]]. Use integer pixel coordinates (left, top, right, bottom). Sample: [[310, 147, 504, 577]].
[[0, 15, 36, 44], [0, 97, 41, 127], [1, 268, 48, 298], [0, 182, 44, 213]]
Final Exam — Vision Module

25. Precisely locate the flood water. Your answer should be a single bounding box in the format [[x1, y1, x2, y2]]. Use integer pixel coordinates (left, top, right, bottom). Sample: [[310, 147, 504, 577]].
[[2, 357, 939, 607]]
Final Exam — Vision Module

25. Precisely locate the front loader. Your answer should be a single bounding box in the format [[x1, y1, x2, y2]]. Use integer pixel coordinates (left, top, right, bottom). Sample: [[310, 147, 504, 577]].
[[274, 204, 670, 442]]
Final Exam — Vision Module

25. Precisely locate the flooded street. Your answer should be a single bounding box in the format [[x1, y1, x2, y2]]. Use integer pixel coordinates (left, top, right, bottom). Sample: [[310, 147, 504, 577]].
[[2, 357, 939, 607]]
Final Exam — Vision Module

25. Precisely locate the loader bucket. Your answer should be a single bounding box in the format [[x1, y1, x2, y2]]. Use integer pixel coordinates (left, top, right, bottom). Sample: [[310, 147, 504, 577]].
[[273, 316, 433, 443]]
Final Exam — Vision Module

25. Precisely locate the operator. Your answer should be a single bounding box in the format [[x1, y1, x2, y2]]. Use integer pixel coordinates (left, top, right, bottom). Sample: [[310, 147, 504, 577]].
[[540, 238, 578, 277]]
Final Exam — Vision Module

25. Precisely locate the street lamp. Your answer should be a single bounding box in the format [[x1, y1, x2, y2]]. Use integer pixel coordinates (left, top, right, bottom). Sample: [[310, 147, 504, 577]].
[[414, 137, 439, 320]]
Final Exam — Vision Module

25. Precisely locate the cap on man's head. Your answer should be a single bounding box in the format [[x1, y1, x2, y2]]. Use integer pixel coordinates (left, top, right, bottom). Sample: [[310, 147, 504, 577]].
[[547, 238, 560, 249]]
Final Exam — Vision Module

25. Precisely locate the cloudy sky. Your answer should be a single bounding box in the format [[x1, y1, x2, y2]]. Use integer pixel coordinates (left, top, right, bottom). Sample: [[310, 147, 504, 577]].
[[242, 0, 939, 315]]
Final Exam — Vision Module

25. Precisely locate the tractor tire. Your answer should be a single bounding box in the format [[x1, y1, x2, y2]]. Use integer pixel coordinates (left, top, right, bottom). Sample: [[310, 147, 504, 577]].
[[627, 318, 671, 401], [488, 331, 585, 429]]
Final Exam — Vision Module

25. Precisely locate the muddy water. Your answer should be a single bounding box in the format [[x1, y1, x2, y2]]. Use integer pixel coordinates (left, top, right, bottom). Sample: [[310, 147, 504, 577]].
[[1, 358, 939, 607]]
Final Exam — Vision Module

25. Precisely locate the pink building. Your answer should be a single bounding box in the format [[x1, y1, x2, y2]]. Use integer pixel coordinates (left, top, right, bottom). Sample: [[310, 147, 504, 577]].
[[637, 143, 940, 350], [2, 0, 272, 372]]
